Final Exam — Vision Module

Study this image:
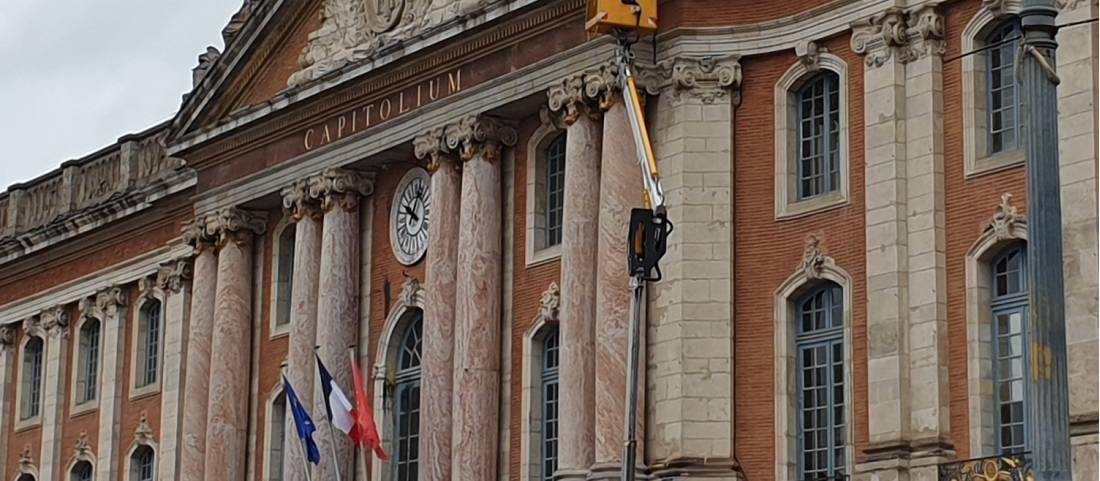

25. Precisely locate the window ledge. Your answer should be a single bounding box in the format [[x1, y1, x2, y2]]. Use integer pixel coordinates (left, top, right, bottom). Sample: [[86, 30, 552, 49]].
[[14, 415, 41, 432], [526, 244, 561, 268], [71, 399, 99, 417], [129, 382, 161, 401], [966, 149, 1025, 179], [776, 192, 849, 221], [269, 324, 291, 340]]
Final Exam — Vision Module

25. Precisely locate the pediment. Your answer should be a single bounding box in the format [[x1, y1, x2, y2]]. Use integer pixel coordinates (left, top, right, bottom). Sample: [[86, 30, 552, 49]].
[[168, 0, 531, 147]]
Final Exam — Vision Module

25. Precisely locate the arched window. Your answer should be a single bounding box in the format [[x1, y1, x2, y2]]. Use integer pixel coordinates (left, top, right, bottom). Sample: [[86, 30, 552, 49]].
[[796, 72, 841, 201], [274, 225, 297, 331], [985, 21, 1022, 156], [268, 390, 288, 481], [393, 314, 422, 481], [991, 245, 1028, 453], [543, 133, 566, 248], [77, 319, 101, 404], [795, 283, 845, 480], [18, 474, 36, 481], [540, 328, 560, 481], [129, 446, 155, 481], [21, 336, 44, 420], [71, 460, 93, 481], [136, 300, 161, 388]]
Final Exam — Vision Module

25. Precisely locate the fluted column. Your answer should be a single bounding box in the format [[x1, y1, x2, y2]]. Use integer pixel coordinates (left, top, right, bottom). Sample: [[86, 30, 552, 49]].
[[546, 67, 611, 480], [281, 180, 325, 481], [37, 306, 69, 481], [90, 286, 127, 481], [179, 221, 218, 481], [447, 115, 516, 480], [309, 168, 373, 481], [590, 94, 647, 479], [415, 127, 462, 481], [202, 208, 265, 481]]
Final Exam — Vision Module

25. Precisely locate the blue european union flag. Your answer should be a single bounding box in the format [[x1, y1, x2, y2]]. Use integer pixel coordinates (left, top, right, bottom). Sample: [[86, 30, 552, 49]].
[[283, 375, 321, 464]]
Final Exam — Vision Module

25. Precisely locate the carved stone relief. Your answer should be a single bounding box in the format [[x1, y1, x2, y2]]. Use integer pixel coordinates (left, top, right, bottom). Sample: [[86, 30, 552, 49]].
[[0, 325, 14, 351], [203, 207, 267, 248], [546, 62, 619, 125], [795, 40, 827, 72], [851, 6, 946, 67], [413, 126, 453, 173], [535, 282, 560, 325], [801, 235, 827, 280], [443, 115, 518, 162], [306, 168, 376, 212], [989, 193, 1022, 240], [281, 179, 324, 221], [636, 55, 742, 104], [398, 273, 422, 307]]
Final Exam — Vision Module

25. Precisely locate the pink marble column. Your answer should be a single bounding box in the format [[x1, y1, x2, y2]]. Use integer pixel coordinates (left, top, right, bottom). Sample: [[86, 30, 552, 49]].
[[447, 115, 515, 480], [415, 127, 461, 481], [202, 208, 265, 481], [591, 98, 646, 479], [547, 75, 606, 480], [281, 180, 324, 481], [309, 168, 373, 481], [178, 220, 218, 481]]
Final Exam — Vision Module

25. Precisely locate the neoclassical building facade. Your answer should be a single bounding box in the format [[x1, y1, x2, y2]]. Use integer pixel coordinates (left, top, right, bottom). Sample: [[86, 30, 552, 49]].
[[0, 1, 1096, 481]]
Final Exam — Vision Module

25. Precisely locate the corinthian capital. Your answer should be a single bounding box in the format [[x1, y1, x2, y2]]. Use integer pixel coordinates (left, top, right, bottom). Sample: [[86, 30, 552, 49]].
[[851, 8, 908, 67], [157, 259, 193, 294], [636, 55, 742, 103], [281, 179, 322, 221], [182, 218, 217, 255], [905, 5, 945, 60], [444, 115, 518, 162], [307, 168, 375, 212], [39, 305, 70, 338], [413, 127, 454, 174], [546, 62, 619, 125], [205, 207, 267, 248]]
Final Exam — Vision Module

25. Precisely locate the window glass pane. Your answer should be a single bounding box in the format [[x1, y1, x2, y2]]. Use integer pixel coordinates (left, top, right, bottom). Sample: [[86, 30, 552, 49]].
[[23, 337, 43, 419], [544, 134, 566, 249], [541, 328, 560, 481], [795, 284, 845, 479], [142, 302, 161, 387], [394, 313, 423, 481], [796, 73, 841, 200], [986, 22, 1022, 155]]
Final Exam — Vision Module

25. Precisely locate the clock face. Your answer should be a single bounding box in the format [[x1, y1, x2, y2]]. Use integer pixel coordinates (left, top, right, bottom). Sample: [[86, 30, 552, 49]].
[[390, 168, 431, 265]]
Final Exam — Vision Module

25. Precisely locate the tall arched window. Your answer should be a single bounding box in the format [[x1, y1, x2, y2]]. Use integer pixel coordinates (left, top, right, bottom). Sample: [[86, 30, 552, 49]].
[[795, 283, 845, 480], [393, 314, 422, 481], [985, 21, 1022, 156], [991, 245, 1028, 453], [796, 72, 841, 200], [71, 460, 93, 481], [136, 300, 161, 388], [130, 446, 155, 481], [540, 328, 560, 481], [21, 335, 44, 420], [77, 319, 101, 404], [268, 390, 288, 481], [544, 133, 566, 248]]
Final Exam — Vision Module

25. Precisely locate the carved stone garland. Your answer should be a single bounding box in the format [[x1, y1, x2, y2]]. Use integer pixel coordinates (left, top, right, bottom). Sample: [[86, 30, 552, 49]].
[[306, 167, 376, 213], [443, 115, 518, 162]]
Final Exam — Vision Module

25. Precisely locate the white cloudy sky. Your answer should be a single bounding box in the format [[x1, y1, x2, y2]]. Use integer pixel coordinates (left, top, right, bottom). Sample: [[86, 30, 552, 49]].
[[0, 1, 243, 189]]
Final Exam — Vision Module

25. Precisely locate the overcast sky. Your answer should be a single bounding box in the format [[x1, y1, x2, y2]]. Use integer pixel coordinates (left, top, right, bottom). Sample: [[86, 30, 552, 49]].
[[0, 1, 243, 190]]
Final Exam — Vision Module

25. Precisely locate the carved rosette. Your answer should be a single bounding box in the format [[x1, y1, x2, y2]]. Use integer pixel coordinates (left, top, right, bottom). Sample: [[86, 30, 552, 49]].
[[281, 179, 323, 221], [307, 168, 375, 212], [546, 62, 619, 125], [536, 282, 560, 324], [443, 115, 518, 162], [636, 55, 742, 104], [204, 207, 267, 248], [989, 193, 1022, 240], [801, 235, 826, 280], [412, 126, 454, 174], [851, 6, 945, 67]]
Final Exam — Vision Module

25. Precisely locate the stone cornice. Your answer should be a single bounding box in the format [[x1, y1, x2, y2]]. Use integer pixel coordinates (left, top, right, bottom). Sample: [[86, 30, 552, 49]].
[[443, 115, 518, 162], [306, 168, 376, 212], [204, 207, 267, 248], [850, 5, 945, 67], [546, 62, 618, 125], [281, 179, 323, 221], [636, 55, 742, 104]]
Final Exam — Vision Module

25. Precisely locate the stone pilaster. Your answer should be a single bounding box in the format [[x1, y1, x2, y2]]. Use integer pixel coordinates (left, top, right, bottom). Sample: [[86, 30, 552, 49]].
[[0, 326, 13, 470], [281, 179, 324, 481], [415, 127, 461, 481], [590, 94, 648, 480], [545, 64, 614, 481], [88, 286, 127, 481], [308, 167, 373, 481], [639, 54, 743, 480], [179, 220, 218, 481], [36, 305, 69, 481], [202, 207, 265, 481], [446, 115, 515, 481], [156, 258, 193, 481]]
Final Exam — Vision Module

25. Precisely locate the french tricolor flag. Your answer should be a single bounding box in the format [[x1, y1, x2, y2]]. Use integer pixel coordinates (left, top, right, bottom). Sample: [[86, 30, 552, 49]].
[[316, 354, 356, 435], [315, 353, 388, 460]]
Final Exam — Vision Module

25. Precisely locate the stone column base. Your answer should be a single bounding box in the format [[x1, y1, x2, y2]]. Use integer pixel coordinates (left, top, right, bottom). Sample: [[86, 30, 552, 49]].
[[648, 457, 743, 481], [555, 468, 591, 481], [587, 462, 650, 480]]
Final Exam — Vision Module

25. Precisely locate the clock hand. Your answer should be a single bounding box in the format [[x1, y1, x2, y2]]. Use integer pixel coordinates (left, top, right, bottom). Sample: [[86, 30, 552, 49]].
[[404, 205, 420, 222]]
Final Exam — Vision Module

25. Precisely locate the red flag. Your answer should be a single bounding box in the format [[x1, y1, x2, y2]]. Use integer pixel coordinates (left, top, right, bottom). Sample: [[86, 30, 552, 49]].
[[349, 355, 388, 460]]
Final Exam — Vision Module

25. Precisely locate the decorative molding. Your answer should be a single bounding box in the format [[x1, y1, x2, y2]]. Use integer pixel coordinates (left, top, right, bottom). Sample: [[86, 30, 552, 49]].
[[398, 273, 422, 308], [203, 207, 267, 248], [906, 5, 946, 60], [636, 55, 742, 103], [981, 0, 1024, 17], [40, 305, 70, 339], [134, 410, 156, 445], [18, 443, 36, 472], [795, 39, 827, 71], [281, 179, 323, 221], [413, 126, 454, 174], [850, 7, 908, 67], [989, 193, 1022, 241], [74, 431, 93, 459], [0, 325, 14, 351], [23, 314, 46, 338], [137, 276, 159, 302], [546, 62, 618, 125], [307, 167, 376, 213], [192, 46, 222, 88], [79, 286, 127, 324], [156, 259, 193, 294], [801, 235, 827, 280], [535, 282, 560, 325], [182, 217, 217, 255], [444, 115, 518, 162]]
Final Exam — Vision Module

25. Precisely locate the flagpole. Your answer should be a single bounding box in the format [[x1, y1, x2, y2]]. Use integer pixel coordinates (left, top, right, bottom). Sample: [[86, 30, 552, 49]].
[[315, 346, 345, 481], [295, 427, 315, 481]]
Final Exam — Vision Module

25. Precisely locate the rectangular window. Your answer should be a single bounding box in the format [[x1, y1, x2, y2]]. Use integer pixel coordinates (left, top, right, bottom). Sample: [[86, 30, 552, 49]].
[[797, 74, 841, 200], [798, 339, 845, 480], [986, 23, 1021, 155], [994, 306, 1028, 453], [544, 136, 566, 248], [144, 307, 160, 386], [22, 340, 43, 419], [80, 323, 101, 403]]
